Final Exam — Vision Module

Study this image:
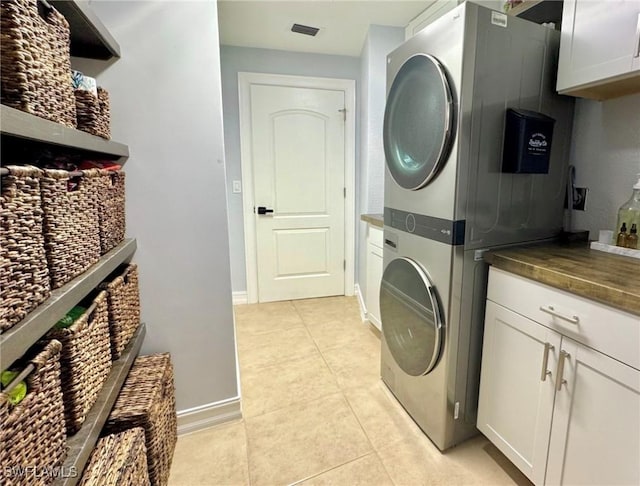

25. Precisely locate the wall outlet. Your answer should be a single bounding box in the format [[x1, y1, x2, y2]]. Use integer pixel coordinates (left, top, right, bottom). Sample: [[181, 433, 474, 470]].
[[573, 187, 588, 211], [232, 180, 242, 194]]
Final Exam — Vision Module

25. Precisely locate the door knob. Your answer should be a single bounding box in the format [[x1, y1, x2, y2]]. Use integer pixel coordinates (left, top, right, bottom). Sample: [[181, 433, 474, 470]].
[[256, 206, 274, 215]]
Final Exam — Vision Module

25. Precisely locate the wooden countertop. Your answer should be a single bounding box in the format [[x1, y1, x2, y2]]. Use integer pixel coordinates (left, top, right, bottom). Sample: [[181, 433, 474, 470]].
[[485, 243, 640, 316], [361, 213, 383, 228]]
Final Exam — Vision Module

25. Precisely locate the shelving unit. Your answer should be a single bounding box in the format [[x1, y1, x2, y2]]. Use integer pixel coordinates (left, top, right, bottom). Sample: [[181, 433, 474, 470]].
[[54, 323, 146, 486], [1, 4, 148, 483], [0, 105, 129, 162], [0, 239, 137, 370], [51, 0, 121, 60]]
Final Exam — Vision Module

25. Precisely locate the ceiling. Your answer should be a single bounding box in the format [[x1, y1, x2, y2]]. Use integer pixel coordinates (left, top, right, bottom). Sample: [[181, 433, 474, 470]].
[[217, 1, 436, 57]]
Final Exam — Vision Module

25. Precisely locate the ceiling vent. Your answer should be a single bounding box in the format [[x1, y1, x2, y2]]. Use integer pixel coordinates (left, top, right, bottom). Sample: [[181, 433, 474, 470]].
[[291, 23, 320, 36]]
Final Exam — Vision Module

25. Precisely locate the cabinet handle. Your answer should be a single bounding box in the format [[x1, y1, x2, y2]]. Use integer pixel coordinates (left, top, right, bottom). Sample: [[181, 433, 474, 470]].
[[539, 305, 580, 325], [540, 342, 554, 382], [635, 13, 640, 58], [556, 350, 570, 391]]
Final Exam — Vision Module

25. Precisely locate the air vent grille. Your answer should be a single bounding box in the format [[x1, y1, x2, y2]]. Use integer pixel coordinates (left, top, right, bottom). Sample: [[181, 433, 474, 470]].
[[291, 23, 319, 36]]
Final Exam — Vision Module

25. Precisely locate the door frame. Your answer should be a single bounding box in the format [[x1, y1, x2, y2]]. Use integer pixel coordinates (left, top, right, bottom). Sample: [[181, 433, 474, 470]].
[[238, 72, 356, 304]]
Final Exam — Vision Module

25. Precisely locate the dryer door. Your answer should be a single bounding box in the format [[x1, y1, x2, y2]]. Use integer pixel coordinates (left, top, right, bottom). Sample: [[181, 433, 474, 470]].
[[380, 257, 443, 376], [383, 54, 454, 190]]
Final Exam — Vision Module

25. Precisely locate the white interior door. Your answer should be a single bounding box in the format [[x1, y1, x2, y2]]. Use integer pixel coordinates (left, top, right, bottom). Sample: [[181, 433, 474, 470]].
[[250, 84, 346, 302]]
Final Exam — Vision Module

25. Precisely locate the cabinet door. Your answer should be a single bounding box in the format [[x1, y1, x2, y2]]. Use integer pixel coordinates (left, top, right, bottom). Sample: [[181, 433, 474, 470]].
[[546, 338, 640, 486], [366, 240, 383, 330], [478, 301, 561, 485], [557, 0, 640, 92]]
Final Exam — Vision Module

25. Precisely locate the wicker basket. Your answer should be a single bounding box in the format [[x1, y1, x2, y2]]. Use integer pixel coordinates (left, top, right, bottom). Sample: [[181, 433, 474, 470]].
[[0, 166, 50, 333], [0, 340, 67, 486], [79, 428, 150, 486], [40, 168, 101, 289], [47, 291, 112, 435], [0, 0, 76, 127], [74, 87, 111, 139], [104, 354, 177, 486], [100, 264, 140, 360], [97, 170, 125, 255]]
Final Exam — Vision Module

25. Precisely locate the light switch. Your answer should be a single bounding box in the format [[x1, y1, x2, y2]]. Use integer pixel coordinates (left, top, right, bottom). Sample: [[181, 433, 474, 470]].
[[232, 180, 242, 194]]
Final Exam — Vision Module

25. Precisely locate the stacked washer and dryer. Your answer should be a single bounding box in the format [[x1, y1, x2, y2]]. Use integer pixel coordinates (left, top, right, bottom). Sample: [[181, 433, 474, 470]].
[[379, 2, 574, 451]]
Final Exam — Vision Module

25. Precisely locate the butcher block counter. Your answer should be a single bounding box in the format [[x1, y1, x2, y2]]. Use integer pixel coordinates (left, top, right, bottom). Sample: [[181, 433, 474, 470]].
[[484, 243, 640, 317]]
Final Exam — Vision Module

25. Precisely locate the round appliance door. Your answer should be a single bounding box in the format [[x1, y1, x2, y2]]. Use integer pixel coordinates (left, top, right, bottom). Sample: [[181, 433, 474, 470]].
[[380, 257, 443, 376], [383, 54, 454, 190]]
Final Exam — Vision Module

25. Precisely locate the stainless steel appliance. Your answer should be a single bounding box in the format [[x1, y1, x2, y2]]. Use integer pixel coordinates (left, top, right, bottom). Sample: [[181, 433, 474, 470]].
[[380, 2, 574, 451]]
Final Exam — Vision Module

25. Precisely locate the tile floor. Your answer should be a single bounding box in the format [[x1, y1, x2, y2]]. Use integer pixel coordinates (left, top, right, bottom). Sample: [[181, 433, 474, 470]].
[[168, 296, 532, 486]]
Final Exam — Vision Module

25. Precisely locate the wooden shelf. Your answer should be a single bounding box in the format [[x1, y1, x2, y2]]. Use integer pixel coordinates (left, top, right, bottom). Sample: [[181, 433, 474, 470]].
[[51, 0, 120, 60], [507, 0, 563, 25], [0, 105, 129, 162], [55, 323, 146, 486], [0, 239, 137, 370]]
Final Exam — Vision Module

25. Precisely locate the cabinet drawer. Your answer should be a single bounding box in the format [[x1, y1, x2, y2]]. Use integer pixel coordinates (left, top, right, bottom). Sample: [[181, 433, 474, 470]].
[[488, 268, 640, 370], [368, 225, 384, 249]]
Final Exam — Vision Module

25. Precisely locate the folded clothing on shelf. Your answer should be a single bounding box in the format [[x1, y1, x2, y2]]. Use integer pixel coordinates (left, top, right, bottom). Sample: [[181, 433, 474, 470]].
[[79, 160, 122, 171], [54, 305, 87, 330], [71, 70, 98, 96], [0, 370, 27, 406]]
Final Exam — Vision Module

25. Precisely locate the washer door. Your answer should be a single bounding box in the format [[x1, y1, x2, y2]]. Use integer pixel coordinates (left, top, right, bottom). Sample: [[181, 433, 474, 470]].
[[380, 257, 443, 376], [383, 54, 454, 190]]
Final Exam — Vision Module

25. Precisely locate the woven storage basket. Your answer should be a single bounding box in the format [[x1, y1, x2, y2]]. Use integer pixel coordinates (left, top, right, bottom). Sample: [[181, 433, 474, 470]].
[[40, 168, 101, 289], [0, 0, 76, 127], [104, 354, 177, 486], [97, 170, 125, 254], [79, 428, 150, 486], [74, 87, 111, 139], [100, 264, 140, 360], [47, 291, 112, 435], [0, 340, 67, 486], [0, 166, 50, 333]]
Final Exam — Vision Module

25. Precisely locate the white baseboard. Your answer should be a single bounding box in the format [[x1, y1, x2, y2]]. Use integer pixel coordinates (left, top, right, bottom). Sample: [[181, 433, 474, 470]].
[[177, 396, 242, 436], [232, 291, 248, 305], [354, 283, 367, 322]]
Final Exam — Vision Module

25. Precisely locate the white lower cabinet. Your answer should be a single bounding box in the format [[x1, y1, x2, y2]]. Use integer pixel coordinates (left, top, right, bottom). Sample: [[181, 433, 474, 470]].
[[365, 225, 383, 330], [478, 268, 640, 486]]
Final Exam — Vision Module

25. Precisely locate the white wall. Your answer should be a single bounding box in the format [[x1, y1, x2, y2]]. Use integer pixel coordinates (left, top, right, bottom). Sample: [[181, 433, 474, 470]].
[[569, 93, 640, 237], [220, 46, 360, 293], [75, 1, 238, 412], [357, 25, 403, 302]]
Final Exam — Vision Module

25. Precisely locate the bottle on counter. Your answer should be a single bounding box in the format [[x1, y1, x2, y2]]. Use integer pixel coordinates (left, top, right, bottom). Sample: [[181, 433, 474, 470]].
[[627, 223, 638, 249], [616, 222, 628, 247], [616, 174, 640, 236]]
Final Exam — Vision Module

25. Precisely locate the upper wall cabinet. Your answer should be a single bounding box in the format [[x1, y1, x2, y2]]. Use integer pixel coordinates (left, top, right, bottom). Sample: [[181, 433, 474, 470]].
[[556, 0, 640, 100], [405, 0, 463, 39], [406, 1, 534, 40]]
